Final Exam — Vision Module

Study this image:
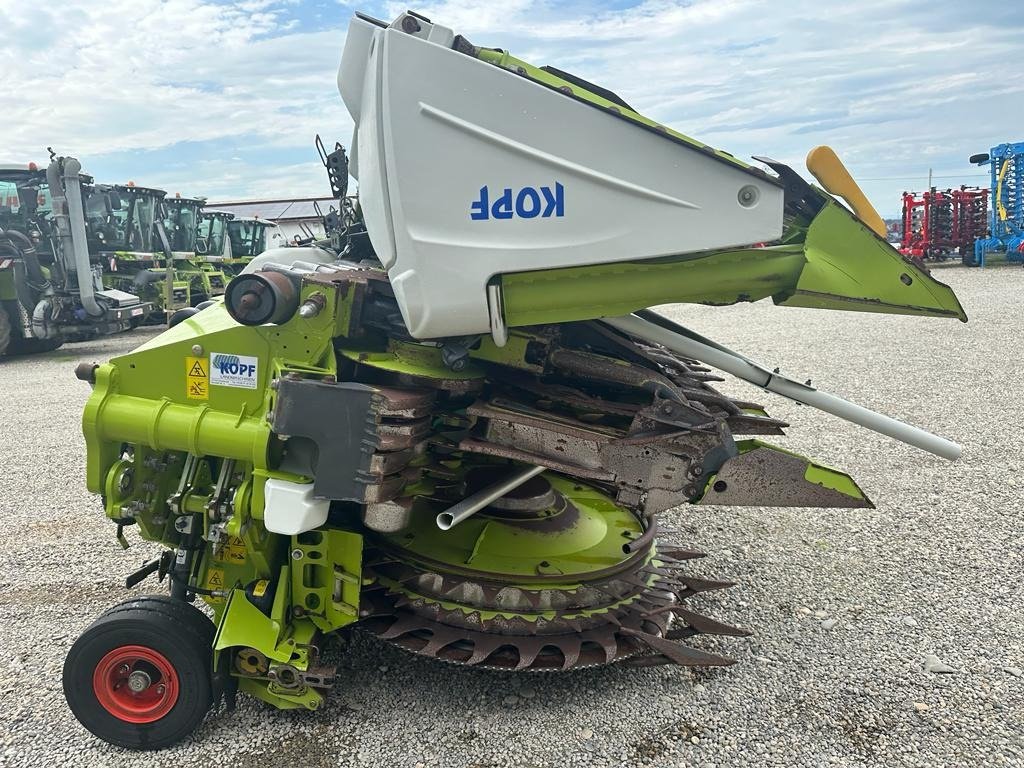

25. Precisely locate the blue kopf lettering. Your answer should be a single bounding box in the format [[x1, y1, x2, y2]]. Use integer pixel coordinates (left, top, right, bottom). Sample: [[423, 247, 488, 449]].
[[470, 183, 564, 220]]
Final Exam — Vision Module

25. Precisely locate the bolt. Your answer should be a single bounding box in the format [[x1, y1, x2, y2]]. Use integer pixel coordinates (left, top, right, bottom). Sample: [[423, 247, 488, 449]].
[[127, 670, 152, 693], [661, 403, 674, 415], [291, 548, 303, 560], [191, 344, 203, 355]]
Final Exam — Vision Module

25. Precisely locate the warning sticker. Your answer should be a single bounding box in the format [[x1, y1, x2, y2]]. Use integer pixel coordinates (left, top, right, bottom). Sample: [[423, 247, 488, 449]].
[[210, 352, 259, 390], [204, 568, 224, 590], [213, 536, 248, 564], [186, 356, 209, 400]]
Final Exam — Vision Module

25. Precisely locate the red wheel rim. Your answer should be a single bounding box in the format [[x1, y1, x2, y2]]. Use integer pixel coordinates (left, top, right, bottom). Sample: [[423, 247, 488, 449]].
[[92, 645, 179, 723]]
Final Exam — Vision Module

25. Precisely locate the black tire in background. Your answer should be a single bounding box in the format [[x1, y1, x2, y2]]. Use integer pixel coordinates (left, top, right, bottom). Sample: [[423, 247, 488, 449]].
[[63, 596, 215, 750], [0, 305, 10, 357]]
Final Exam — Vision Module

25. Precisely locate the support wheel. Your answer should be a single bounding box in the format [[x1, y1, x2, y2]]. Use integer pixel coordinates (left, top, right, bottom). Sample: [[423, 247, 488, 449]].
[[63, 596, 214, 749]]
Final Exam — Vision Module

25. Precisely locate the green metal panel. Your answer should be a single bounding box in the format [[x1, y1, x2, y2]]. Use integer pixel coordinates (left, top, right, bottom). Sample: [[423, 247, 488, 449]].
[[500, 198, 966, 327], [778, 200, 967, 320]]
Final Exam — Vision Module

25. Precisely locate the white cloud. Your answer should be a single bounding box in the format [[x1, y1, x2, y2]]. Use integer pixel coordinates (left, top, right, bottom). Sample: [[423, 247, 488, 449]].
[[1, 0, 1020, 212]]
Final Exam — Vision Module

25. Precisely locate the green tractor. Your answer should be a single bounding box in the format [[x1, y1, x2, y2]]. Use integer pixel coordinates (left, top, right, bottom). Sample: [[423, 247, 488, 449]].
[[94, 182, 192, 318], [64, 11, 965, 750], [227, 216, 279, 264], [196, 208, 234, 263], [196, 209, 278, 277], [0, 159, 153, 356], [163, 195, 228, 304], [99, 187, 229, 319]]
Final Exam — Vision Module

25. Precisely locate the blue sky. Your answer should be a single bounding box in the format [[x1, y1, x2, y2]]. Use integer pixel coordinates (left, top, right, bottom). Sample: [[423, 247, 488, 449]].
[[1, 0, 1021, 216]]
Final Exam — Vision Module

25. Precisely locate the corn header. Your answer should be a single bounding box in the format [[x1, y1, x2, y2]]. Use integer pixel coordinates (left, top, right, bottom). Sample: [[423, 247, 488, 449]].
[[63, 10, 965, 749]]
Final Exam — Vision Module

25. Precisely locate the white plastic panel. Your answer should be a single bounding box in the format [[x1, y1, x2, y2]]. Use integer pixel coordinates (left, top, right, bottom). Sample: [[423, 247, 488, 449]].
[[340, 14, 785, 339], [263, 478, 329, 535]]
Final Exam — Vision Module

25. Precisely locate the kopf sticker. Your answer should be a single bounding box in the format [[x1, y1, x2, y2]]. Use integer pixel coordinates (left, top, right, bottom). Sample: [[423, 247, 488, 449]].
[[210, 352, 259, 389]]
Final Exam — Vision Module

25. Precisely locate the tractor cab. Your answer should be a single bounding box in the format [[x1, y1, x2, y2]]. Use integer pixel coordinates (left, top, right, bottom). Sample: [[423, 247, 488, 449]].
[[196, 208, 234, 260], [227, 216, 278, 259], [163, 195, 204, 253], [0, 164, 51, 240], [86, 183, 167, 254]]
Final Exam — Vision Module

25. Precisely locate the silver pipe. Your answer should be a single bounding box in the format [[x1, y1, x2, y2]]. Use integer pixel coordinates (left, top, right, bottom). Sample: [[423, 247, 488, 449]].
[[47, 157, 102, 317], [436, 465, 547, 530], [605, 313, 961, 461]]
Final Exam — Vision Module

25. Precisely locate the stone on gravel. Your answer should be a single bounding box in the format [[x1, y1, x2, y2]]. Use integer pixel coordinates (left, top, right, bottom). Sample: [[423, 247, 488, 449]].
[[923, 654, 957, 674]]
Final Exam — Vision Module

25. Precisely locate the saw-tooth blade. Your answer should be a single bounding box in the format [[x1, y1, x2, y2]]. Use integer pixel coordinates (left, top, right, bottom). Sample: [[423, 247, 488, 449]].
[[672, 608, 752, 637], [512, 638, 547, 670], [377, 614, 423, 640], [465, 635, 506, 666], [420, 627, 462, 657], [657, 547, 707, 561], [555, 638, 582, 670], [680, 576, 736, 593], [620, 627, 735, 667]]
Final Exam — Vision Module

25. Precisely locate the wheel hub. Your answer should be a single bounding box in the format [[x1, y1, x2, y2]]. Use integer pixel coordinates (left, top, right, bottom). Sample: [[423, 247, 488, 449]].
[[91, 645, 179, 724]]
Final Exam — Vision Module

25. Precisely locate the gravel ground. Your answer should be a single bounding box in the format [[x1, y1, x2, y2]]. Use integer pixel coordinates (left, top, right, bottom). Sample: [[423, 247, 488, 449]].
[[0, 266, 1021, 767]]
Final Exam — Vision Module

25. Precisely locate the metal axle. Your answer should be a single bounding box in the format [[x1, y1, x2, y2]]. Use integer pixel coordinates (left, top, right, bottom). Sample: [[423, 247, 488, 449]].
[[436, 465, 547, 530]]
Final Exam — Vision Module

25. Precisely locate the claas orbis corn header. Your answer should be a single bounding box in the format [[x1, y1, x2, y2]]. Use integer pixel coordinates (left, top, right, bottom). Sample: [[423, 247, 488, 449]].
[[63, 10, 966, 749]]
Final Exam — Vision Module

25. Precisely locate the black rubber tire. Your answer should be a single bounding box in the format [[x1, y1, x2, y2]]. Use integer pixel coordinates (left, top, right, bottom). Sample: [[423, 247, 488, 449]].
[[63, 596, 215, 750], [168, 307, 200, 328], [8, 336, 63, 355], [0, 305, 10, 357]]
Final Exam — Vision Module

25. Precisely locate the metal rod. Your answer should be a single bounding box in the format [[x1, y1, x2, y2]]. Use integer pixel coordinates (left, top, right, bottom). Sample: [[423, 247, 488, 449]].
[[436, 465, 547, 530], [605, 313, 961, 461]]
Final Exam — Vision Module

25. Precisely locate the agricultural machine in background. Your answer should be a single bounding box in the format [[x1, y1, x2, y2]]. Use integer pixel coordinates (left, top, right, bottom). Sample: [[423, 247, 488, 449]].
[[163, 195, 228, 303], [227, 216, 279, 263], [971, 142, 1024, 266], [196, 208, 235, 262], [93, 182, 192, 317], [899, 186, 988, 265], [101, 185, 233, 318], [196, 208, 279, 275], [63, 10, 966, 750], [0, 159, 152, 357]]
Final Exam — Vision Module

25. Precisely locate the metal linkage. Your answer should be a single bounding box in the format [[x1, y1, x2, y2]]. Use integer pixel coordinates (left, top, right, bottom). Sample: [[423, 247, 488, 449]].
[[604, 313, 961, 461]]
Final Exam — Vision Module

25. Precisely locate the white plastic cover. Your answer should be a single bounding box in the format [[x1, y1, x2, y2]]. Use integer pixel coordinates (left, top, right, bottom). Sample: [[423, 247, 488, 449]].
[[339, 13, 785, 339], [263, 478, 330, 535]]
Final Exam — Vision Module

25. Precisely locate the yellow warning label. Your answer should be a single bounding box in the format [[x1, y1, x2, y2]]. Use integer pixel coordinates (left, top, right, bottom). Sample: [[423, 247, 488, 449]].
[[186, 356, 209, 400], [204, 568, 224, 589], [213, 536, 247, 564], [251, 579, 269, 598]]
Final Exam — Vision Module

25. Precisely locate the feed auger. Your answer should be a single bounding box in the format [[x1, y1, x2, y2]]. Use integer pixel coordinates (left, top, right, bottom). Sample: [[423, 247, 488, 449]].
[[63, 10, 965, 749]]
